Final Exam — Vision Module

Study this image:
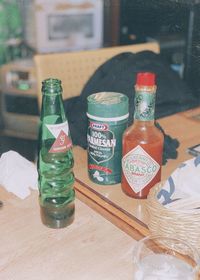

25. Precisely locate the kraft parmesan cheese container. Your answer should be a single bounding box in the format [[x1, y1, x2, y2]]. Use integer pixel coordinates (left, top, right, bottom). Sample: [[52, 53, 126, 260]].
[[87, 92, 129, 185]]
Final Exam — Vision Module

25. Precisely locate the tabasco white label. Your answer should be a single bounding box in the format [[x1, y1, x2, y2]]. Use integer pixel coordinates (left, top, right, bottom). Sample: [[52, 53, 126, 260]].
[[122, 145, 160, 193], [46, 121, 72, 153]]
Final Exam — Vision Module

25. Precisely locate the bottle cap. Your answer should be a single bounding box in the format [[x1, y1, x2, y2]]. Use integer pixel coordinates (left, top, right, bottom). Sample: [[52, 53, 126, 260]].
[[87, 92, 129, 119], [136, 72, 156, 86]]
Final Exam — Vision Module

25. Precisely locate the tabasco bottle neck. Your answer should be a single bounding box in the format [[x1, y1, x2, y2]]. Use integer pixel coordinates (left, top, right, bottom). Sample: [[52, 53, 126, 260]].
[[134, 119, 155, 128], [134, 85, 157, 122]]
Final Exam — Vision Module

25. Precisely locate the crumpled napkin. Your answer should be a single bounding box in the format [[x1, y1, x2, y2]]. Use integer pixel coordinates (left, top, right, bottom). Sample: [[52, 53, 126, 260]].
[[0, 151, 38, 199], [157, 156, 200, 212]]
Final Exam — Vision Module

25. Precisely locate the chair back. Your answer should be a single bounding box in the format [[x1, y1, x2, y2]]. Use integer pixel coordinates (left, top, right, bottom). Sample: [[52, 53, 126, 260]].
[[34, 42, 160, 108]]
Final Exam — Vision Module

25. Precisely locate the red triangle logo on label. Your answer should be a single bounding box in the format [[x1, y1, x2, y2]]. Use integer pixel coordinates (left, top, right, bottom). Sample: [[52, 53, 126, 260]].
[[49, 130, 72, 153]]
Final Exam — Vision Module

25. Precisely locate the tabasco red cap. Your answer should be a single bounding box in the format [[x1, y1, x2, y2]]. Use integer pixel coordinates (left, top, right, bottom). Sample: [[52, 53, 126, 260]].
[[136, 72, 156, 86]]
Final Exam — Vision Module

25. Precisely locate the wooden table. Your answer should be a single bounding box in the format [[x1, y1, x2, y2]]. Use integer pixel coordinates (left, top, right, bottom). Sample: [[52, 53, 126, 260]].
[[0, 190, 134, 280], [1, 107, 200, 279], [74, 107, 200, 239]]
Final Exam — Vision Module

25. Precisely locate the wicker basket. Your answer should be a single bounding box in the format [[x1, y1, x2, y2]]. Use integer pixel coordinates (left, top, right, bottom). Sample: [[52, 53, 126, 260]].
[[146, 182, 200, 252]]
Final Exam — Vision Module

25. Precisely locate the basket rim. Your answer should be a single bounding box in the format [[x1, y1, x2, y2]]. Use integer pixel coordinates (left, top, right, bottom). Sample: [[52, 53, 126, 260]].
[[147, 181, 200, 216]]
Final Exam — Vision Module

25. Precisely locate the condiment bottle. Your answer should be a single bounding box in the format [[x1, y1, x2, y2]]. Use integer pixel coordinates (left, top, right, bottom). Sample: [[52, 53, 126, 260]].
[[87, 92, 129, 185], [37, 78, 75, 228], [121, 72, 164, 199]]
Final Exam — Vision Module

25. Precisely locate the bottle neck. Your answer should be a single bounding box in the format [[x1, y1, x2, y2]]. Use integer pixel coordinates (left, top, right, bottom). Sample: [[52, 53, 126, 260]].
[[133, 120, 155, 130], [41, 78, 66, 122], [42, 78, 62, 95], [134, 85, 156, 123]]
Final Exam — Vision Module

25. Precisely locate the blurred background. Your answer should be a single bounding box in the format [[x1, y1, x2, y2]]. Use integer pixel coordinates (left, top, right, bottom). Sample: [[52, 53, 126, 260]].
[[0, 0, 199, 160]]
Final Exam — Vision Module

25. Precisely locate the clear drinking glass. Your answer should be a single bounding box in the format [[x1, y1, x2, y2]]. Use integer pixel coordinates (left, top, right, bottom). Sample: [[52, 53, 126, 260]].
[[133, 235, 200, 280]]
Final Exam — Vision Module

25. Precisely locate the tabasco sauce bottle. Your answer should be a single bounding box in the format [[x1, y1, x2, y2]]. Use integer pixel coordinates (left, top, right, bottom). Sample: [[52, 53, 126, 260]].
[[121, 72, 164, 199]]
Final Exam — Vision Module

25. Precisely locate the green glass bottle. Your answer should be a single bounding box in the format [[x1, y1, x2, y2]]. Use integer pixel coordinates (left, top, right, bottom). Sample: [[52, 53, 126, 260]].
[[37, 78, 75, 229]]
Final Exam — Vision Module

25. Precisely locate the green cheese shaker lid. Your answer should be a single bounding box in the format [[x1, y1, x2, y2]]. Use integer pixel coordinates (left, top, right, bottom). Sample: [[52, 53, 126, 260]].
[[87, 92, 129, 120]]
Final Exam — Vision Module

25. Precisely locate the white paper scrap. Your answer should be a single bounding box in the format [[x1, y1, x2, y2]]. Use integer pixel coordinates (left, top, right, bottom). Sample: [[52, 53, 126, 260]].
[[0, 151, 38, 199]]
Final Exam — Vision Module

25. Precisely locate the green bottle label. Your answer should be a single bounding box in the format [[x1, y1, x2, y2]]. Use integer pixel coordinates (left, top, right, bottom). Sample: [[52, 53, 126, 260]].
[[134, 91, 155, 121], [44, 120, 72, 153]]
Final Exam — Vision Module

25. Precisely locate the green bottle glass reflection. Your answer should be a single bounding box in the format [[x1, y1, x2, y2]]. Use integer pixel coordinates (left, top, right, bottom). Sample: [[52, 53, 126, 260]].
[[37, 78, 75, 228]]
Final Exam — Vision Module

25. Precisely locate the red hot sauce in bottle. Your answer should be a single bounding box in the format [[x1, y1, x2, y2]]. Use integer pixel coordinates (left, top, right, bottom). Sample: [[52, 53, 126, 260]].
[[121, 72, 164, 199]]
